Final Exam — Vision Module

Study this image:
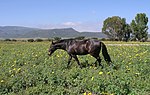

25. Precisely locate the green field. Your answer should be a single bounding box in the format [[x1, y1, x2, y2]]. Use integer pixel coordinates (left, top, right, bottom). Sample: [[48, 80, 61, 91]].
[[0, 41, 150, 95]]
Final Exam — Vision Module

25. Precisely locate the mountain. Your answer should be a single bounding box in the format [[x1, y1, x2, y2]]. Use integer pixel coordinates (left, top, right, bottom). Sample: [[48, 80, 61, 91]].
[[0, 26, 107, 38], [0, 26, 39, 38]]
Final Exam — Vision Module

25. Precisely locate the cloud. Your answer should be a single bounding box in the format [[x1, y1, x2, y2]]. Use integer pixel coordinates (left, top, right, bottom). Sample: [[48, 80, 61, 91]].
[[62, 22, 77, 26], [36, 21, 103, 32]]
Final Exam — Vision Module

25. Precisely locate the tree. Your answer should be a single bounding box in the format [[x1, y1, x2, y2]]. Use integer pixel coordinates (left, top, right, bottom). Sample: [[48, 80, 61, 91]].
[[124, 24, 132, 42], [130, 13, 148, 41], [102, 16, 128, 41]]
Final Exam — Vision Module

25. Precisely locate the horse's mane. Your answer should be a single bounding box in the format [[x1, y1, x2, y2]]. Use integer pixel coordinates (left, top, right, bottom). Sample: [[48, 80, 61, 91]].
[[53, 39, 73, 44], [54, 38, 92, 45]]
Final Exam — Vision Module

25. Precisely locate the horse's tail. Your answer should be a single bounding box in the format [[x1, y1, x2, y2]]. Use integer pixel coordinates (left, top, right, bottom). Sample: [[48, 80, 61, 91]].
[[100, 42, 112, 65]]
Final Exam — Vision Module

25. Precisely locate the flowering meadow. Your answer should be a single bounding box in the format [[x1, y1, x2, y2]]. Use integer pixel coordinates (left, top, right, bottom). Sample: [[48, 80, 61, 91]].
[[0, 41, 150, 95]]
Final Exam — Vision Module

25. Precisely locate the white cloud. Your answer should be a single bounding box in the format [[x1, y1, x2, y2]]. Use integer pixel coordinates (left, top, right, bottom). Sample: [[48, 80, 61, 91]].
[[62, 22, 77, 26], [36, 21, 103, 32]]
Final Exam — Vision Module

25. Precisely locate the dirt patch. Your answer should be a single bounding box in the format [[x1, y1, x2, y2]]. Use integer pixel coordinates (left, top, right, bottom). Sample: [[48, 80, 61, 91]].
[[106, 44, 150, 46]]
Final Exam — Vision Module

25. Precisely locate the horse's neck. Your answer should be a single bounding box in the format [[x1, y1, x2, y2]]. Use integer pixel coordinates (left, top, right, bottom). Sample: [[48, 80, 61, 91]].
[[57, 42, 67, 51]]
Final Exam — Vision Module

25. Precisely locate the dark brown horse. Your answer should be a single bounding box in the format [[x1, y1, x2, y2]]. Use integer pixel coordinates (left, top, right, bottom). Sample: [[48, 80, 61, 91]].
[[48, 39, 112, 68]]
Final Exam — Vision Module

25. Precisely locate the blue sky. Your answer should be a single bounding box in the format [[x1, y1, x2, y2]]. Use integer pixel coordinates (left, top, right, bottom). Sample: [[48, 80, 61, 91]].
[[0, 0, 150, 32]]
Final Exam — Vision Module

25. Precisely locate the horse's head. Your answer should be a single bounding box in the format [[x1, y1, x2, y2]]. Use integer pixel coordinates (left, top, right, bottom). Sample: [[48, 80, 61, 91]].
[[48, 41, 57, 56], [48, 40, 65, 56]]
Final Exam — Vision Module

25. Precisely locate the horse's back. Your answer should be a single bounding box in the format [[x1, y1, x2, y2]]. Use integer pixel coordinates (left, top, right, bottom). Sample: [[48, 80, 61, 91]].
[[67, 39, 90, 55]]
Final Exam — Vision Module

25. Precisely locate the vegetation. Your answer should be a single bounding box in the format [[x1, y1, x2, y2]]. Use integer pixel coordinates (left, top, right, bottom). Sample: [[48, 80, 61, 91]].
[[102, 13, 149, 41], [27, 39, 34, 42], [53, 37, 61, 41], [4, 39, 12, 41], [102, 16, 129, 41], [74, 36, 85, 40], [35, 39, 44, 42], [131, 13, 149, 41], [0, 41, 150, 95]]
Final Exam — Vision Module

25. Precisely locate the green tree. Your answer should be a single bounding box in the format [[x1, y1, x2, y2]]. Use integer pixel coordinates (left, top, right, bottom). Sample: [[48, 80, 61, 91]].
[[124, 24, 132, 42], [130, 13, 148, 41], [102, 16, 128, 41]]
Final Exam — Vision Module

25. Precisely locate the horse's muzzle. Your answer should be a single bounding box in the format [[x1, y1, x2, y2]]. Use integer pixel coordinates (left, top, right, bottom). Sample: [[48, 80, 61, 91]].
[[48, 52, 51, 56]]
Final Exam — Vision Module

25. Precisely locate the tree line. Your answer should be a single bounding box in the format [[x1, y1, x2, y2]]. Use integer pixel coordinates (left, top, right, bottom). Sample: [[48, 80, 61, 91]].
[[102, 13, 149, 41]]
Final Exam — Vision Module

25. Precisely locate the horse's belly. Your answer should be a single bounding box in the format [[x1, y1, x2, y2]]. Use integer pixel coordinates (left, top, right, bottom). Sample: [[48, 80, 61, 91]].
[[74, 50, 89, 55]]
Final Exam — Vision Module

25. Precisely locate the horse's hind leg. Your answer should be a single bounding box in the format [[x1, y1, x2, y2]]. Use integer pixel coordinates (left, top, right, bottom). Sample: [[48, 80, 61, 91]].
[[97, 56, 103, 68], [72, 55, 82, 68], [91, 54, 103, 68]]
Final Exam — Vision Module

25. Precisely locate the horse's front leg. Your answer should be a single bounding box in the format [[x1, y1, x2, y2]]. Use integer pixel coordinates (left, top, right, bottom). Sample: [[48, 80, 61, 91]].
[[72, 55, 82, 68], [67, 54, 72, 68], [94, 60, 98, 67]]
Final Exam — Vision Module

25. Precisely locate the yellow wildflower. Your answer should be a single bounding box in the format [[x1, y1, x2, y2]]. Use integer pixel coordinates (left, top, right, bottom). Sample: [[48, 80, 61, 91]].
[[57, 55, 60, 57], [107, 72, 110, 75], [9, 70, 12, 73], [129, 62, 132, 64], [13, 68, 16, 71], [135, 54, 139, 57], [11, 64, 15, 67], [83, 92, 92, 95], [88, 92, 92, 95], [33, 65, 36, 67], [11, 74, 14, 77], [91, 77, 94, 80], [110, 94, 114, 95], [83, 92, 87, 95], [99, 71, 103, 75], [17, 68, 21, 73], [52, 71, 54, 74], [126, 68, 130, 71], [94, 67, 97, 70], [1, 80, 4, 83], [135, 73, 140, 75]]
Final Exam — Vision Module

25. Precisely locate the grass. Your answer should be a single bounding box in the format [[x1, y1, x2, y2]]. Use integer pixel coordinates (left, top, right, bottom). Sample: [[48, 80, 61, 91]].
[[0, 41, 150, 95]]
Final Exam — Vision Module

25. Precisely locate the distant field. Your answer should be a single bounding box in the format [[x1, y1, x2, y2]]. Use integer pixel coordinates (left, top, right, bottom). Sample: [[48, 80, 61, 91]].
[[0, 41, 150, 95], [103, 41, 150, 44]]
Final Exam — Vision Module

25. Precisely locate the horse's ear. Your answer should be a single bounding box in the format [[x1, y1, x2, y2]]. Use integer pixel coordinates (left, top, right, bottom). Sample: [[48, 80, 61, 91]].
[[51, 40, 54, 44]]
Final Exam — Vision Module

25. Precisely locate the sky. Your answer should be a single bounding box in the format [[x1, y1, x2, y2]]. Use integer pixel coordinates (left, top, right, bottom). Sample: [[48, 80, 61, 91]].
[[0, 0, 150, 32]]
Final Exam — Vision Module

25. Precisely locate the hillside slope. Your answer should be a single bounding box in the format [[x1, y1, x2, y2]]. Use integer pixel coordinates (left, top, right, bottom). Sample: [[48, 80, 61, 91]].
[[0, 26, 107, 38]]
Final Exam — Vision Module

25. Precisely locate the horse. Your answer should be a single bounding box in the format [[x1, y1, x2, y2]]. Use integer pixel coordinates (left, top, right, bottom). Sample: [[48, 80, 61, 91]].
[[48, 39, 112, 68]]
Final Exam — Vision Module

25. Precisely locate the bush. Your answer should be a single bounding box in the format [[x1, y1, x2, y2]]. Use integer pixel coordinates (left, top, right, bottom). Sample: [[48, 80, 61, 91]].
[[44, 38, 52, 42], [27, 39, 34, 42], [35, 39, 43, 42], [91, 37, 98, 40], [101, 38, 111, 41], [4, 39, 11, 41], [74, 36, 85, 40], [53, 37, 61, 41], [11, 39, 17, 42]]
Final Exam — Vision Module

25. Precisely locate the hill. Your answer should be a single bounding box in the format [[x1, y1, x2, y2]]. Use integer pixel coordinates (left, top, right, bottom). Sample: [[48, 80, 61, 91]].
[[0, 26, 107, 38]]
